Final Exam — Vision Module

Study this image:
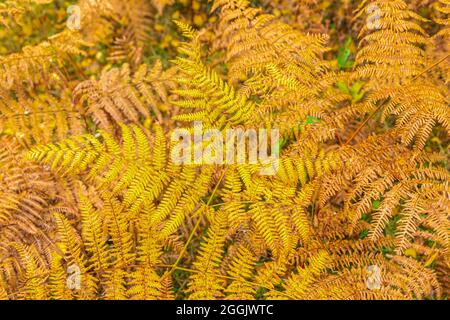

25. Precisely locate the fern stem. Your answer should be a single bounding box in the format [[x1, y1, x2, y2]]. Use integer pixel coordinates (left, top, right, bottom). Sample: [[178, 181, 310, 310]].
[[344, 101, 387, 145], [412, 53, 450, 81]]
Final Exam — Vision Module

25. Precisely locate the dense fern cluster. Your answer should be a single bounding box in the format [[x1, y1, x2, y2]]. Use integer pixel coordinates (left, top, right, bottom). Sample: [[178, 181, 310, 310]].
[[0, 0, 448, 300]]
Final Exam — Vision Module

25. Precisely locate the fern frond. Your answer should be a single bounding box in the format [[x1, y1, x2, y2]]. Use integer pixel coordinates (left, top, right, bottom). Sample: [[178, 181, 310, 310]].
[[188, 211, 228, 300], [0, 0, 53, 28], [224, 244, 258, 300], [74, 62, 176, 131], [79, 195, 109, 272], [171, 24, 256, 128], [103, 268, 128, 300], [0, 30, 86, 88], [108, 0, 152, 66], [267, 250, 330, 299], [47, 253, 73, 300], [355, 0, 429, 85], [0, 87, 83, 144], [10, 243, 49, 300]]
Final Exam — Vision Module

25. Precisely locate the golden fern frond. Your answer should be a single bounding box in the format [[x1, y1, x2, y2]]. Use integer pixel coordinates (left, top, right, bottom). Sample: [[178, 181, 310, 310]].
[[212, 0, 330, 83], [74, 62, 176, 131], [0, 135, 83, 298], [0, 136, 62, 246], [211, 0, 338, 139], [384, 83, 450, 150], [27, 124, 159, 189], [103, 268, 128, 300], [0, 2, 25, 28], [0, 87, 84, 145], [159, 165, 214, 238], [53, 212, 84, 266], [219, 166, 249, 233], [47, 252, 73, 300], [128, 208, 165, 300], [351, 1, 450, 151], [253, 261, 286, 293], [10, 243, 49, 300], [102, 196, 135, 267], [171, 23, 256, 128], [28, 123, 217, 240], [75, 0, 115, 43], [0, 278, 8, 300], [108, 0, 152, 66], [0, 30, 86, 88], [103, 0, 176, 66], [249, 202, 282, 258], [431, 0, 450, 84], [79, 195, 109, 272], [224, 244, 258, 300], [315, 134, 449, 254], [159, 276, 175, 300], [266, 250, 330, 299], [0, 0, 53, 28], [355, 0, 429, 85], [128, 266, 163, 300], [387, 255, 442, 299], [396, 190, 450, 253], [188, 210, 228, 300]]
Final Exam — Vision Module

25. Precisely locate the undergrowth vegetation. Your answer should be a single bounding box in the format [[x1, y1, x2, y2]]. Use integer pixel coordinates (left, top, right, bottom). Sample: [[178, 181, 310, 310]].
[[0, 0, 448, 300]]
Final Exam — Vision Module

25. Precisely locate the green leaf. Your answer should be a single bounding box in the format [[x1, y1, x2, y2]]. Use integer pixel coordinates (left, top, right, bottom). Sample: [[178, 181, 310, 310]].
[[351, 81, 364, 95], [336, 81, 350, 94], [372, 200, 381, 209], [359, 229, 369, 239], [337, 48, 351, 69], [352, 90, 366, 103], [337, 37, 354, 70], [306, 115, 321, 125]]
